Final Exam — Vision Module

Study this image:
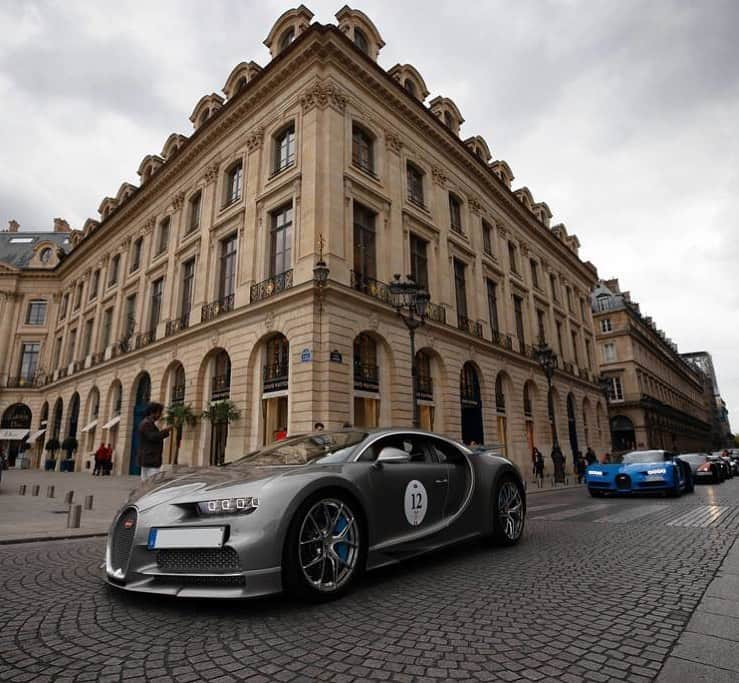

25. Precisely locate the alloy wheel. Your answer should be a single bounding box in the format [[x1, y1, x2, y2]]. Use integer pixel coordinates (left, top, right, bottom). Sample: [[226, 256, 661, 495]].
[[497, 481, 524, 541]]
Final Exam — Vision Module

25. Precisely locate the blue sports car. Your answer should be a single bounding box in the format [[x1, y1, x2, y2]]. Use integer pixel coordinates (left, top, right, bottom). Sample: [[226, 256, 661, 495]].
[[586, 450, 694, 497]]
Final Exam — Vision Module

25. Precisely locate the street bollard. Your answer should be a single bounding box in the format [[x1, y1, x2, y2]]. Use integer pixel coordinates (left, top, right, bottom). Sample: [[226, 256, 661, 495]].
[[47, 485, 55, 498], [19, 484, 27, 495], [31, 484, 40, 496], [64, 491, 74, 504], [67, 504, 82, 529], [84, 495, 94, 510]]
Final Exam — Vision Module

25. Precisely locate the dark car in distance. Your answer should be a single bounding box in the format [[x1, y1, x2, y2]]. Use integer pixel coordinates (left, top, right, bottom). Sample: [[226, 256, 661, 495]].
[[679, 453, 723, 484]]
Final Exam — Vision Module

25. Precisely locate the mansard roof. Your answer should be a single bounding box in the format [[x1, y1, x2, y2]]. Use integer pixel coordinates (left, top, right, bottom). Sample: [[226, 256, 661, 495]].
[[161, 133, 187, 160], [222, 61, 263, 100]]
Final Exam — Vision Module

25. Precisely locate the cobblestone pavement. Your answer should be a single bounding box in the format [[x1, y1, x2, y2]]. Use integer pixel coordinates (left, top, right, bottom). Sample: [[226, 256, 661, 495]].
[[2, 481, 739, 682]]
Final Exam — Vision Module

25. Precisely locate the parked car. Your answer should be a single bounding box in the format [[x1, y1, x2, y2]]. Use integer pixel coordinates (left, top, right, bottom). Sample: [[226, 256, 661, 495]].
[[105, 428, 526, 600], [679, 453, 723, 484], [586, 450, 693, 497], [708, 453, 731, 481]]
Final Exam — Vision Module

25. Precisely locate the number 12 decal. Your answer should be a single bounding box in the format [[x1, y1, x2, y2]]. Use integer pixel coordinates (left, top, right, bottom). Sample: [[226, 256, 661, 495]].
[[404, 480, 428, 526]]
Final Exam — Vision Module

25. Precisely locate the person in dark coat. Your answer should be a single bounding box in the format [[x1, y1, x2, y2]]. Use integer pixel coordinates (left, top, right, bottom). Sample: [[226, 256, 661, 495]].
[[585, 447, 597, 465], [534, 449, 545, 480], [137, 402, 171, 481], [551, 445, 565, 483], [576, 452, 587, 484]]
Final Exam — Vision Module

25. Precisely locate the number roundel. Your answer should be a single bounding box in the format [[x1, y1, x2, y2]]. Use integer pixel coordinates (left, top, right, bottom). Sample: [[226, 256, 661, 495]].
[[404, 480, 428, 526]]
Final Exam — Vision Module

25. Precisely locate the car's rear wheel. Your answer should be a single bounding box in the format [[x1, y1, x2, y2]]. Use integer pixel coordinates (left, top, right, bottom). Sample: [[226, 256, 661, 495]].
[[490, 475, 525, 546], [283, 494, 365, 601]]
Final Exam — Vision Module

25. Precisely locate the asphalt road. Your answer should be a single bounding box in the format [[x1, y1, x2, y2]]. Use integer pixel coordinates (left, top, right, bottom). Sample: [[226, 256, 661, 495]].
[[2, 480, 739, 682]]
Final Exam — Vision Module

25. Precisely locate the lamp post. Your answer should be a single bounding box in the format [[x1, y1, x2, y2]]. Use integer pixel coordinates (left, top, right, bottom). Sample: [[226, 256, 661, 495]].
[[389, 274, 430, 428], [313, 234, 329, 309], [534, 336, 560, 449]]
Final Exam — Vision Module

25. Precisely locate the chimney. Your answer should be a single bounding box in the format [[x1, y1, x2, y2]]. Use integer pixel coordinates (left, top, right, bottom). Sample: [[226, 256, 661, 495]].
[[53, 217, 71, 233], [603, 278, 620, 293], [7, 219, 20, 233]]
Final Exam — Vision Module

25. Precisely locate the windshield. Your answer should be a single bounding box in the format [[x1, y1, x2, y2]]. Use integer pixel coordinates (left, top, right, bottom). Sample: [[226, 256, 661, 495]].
[[679, 454, 705, 464], [622, 450, 667, 464], [231, 431, 368, 466]]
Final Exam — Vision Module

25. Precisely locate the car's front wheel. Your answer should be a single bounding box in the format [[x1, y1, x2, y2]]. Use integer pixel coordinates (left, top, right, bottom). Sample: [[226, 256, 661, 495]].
[[491, 475, 525, 546], [283, 494, 365, 601]]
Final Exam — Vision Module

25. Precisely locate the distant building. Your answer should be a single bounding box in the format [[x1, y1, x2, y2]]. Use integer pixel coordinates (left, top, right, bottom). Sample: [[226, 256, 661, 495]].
[[682, 351, 733, 448], [591, 279, 712, 453]]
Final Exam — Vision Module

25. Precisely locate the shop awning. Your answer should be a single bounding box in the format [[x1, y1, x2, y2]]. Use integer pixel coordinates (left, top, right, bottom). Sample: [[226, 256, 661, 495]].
[[28, 428, 46, 442], [80, 420, 98, 433], [0, 428, 30, 441], [101, 416, 121, 429]]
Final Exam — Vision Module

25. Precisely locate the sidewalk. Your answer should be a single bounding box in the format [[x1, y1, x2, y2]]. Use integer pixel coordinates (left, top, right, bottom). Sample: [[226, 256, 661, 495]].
[[0, 469, 140, 543]]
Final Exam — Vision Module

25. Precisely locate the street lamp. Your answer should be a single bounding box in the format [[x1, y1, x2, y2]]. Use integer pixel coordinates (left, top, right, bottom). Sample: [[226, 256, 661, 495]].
[[598, 374, 611, 403], [313, 234, 329, 308], [534, 335, 560, 449], [389, 274, 430, 428]]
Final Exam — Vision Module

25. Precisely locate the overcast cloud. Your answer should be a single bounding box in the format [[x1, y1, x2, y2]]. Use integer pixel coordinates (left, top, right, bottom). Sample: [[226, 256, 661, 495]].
[[1, 0, 737, 427]]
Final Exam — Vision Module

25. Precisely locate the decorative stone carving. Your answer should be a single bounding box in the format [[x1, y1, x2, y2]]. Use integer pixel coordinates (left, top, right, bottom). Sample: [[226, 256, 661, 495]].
[[204, 162, 219, 184], [384, 131, 402, 154], [299, 81, 348, 114], [469, 196, 482, 215], [210, 334, 220, 348], [246, 126, 264, 152], [520, 241, 530, 256], [497, 224, 508, 239], [368, 313, 379, 331], [264, 311, 275, 331], [431, 166, 447, 187], [143, 216, 156, 234], [172, 192, 185, 211]]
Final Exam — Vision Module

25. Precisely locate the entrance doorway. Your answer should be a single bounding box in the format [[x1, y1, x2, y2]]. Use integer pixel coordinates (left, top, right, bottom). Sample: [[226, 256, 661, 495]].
[[129, 373, 151, 475], [460, 363, 484, 445], [1, 403, 32, 467], [567, 393, 579, 465]]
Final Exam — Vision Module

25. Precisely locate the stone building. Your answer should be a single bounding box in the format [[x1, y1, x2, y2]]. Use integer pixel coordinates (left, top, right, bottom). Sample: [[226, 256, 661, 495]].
[[591, 279, 712, 453], [682, 351, 733, 449], [0, 5, 608, 476]]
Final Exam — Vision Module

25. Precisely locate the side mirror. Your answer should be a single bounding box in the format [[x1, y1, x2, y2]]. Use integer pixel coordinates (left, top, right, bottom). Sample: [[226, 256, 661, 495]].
[[376, 446, 411, 466]]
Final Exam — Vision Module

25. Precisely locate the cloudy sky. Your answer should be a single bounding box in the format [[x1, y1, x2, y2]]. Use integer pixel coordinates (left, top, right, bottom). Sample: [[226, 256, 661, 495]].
[[1, 0, 737, 426]]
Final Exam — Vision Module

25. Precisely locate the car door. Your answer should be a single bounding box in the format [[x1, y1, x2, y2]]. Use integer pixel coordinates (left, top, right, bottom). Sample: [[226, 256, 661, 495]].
[[361, 434, 449, 551], [428, 437, 473, 520]]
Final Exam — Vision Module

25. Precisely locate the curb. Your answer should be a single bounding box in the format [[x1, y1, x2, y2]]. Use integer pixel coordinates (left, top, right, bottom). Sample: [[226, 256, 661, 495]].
[[526, 482, 585, 495], [0, 532, 108, 546]]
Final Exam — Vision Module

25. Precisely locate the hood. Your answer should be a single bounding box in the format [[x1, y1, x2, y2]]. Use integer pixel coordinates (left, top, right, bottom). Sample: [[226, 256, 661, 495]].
[[128, 462, 308, 510]]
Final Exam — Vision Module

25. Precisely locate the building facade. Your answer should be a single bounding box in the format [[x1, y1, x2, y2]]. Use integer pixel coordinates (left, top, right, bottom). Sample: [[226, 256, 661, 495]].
[[591, 279, 713, 453], [682, 351, 734, 448], [0, 6, 608, 476]]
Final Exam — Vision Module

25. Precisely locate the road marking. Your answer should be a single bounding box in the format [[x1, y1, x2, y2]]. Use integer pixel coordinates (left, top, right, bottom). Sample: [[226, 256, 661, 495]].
[[666, 506, 728, 528], [527, 502, 571, 513], [530, 503, 611, 521], [595, 504, 665, 524]]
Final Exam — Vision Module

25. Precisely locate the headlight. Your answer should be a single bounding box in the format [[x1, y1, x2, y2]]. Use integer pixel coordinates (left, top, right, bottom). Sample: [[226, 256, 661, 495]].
[[587, 470, 604, 476], [196, 497, 259, 515], [647, 468, 666, 475]]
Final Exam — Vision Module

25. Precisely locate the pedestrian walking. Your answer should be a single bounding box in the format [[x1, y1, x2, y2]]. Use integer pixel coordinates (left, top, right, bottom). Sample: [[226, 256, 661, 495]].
[[137, 402, 171, 481], [585, 446, 597, 465], [551, 445, 565, 483], [534, 449, 545, 480], [576, 452, 586, 484], [532, 447, 543, 477], [93, 442, 106, 476]]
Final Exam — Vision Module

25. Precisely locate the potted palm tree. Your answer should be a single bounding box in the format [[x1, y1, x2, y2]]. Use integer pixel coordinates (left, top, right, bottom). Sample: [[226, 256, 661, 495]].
[[44, 438, 60, 471], [201, 400, 239, 466], [164, 403, 198, 466]]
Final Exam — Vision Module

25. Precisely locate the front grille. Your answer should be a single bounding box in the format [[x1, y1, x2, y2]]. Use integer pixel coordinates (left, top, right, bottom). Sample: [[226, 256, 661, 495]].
[[110, 507, 137, 576], [588, 482, 610, 489], [615, 474, 631, 490], [152, 574, 246, 587], [156, 547, 241, 573], [638, 481, 666, 488]]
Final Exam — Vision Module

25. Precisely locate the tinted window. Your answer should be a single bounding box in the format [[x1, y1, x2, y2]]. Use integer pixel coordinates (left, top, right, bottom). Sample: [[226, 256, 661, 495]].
[[431, 439, 466, 465], [622, 451, 670, 464], [234, 431, 367, 466], [359, 435, 435, 464]]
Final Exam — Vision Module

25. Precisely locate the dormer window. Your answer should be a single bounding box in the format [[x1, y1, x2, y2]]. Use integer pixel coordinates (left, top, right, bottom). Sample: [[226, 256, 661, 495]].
[[352, 124, 375, 175], [354, 28, 369, 53], [278, 27, 295, 53], [236, 77, 247, 93], [404, 79, 417, 97], [40, 247, 52, 263], [444, 111, 453, 129], [224, 160, 243, 206], [273, 123, 296, 175], [199, 109, 210, 127]]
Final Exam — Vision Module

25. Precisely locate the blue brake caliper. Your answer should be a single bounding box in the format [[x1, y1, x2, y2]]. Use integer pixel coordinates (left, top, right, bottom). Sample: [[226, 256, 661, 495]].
[[333, 515, 349, 562]]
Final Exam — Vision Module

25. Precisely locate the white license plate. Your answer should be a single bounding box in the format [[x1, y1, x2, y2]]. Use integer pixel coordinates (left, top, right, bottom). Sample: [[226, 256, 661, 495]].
[[148, 527, 225, 550]]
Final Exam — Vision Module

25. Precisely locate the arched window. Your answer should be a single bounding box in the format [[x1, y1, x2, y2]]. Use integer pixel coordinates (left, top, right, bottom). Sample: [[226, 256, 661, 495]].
[[262, 335, 289, 444], [354, 28, 369, 53], [212, 351, 231, 400], [52, 398, 63, 440], [66, 393, 80, 439], [353, 334, 378, 392], [278, 27, 295, 53], [171, 364, 186, 405]]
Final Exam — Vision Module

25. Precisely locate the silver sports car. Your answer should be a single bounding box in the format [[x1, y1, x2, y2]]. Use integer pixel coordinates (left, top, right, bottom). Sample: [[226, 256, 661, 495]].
[[105, 428, 526, 600]]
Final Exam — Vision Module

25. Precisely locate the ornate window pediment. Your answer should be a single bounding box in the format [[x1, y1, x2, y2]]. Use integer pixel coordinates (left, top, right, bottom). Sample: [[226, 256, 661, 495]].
[[490, 160, 514, 188], [137, 154, 164, 184], [388, 64, 429, 102], [335, 5, 385, 61], [98, 196, 118, 220], [222, 61, 263, 100], [264, 5, 314, 58], [161, 133, 188, 160], [463, 135, 491, 162], [189, 93, 225, 130], [429, 96, 464, 136]]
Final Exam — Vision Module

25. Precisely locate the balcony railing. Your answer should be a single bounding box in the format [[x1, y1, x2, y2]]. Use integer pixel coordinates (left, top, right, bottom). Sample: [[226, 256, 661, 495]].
[[201, 294, 234, 323], [211, 374, 231, 400], [490, 330, 514, 351], [5, 376, 39, 388], [165, 312, 190, 337], [350, 271, 392, 305], [408, 193, 427, 211], [416, 374, 433, 401], [426, 302, 446, 324], [263, 362, 289, 393], [354, 362, 379, 392], [458, 315, 484, 339], [250, 270, 293, 303], [134, 330, 155, 350]]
